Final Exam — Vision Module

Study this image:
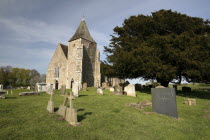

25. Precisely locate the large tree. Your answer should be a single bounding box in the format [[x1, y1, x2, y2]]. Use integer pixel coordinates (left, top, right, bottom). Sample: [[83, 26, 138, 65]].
[[104, 9, 210, 87]]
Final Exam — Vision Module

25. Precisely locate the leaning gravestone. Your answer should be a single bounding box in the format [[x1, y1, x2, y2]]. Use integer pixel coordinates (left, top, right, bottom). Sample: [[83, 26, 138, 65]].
[[60, 85, 66, 95], [83, 83, 87, 91], [47, 90, 54, 113], [72, 82, 79, 97], [57, 94, 68, 117], [151, 88, 178, 118], [124, 84, 136, 97]]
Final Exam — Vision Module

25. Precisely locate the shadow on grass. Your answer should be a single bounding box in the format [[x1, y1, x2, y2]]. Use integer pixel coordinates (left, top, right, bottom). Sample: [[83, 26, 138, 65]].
[[5, 97, 17, 99], [79, 95, 88, 97], [137, 89, 210, 100], [176, 90, 210, 100], [78, 112, 92, 122], [54, 107, 59, 112]]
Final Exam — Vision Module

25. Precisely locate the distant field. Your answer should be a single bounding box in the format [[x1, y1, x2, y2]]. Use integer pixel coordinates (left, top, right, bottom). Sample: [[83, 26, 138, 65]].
[[0, 85, 210, 140]]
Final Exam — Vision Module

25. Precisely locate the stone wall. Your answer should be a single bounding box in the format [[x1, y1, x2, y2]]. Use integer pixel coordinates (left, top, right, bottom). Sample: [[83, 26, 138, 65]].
[[46, 43, 68, 89]]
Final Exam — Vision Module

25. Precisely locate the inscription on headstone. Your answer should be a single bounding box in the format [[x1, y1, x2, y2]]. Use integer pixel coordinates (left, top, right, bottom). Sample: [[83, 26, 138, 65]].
[[151, 88, 178, 118]]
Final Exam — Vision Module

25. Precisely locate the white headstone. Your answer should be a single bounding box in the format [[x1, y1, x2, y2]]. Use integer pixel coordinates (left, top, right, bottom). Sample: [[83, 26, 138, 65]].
[[125, 84, 136, 97], [110, 87, 114, 92], [97, 88, 103, 95], [72, 82, 79, 97], [0, 84, 3, 90], [46, 84, 53, 94]]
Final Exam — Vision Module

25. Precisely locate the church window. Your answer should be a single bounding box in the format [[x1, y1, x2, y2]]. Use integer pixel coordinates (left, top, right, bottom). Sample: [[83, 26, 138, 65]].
[[54, 67, 60, 78]]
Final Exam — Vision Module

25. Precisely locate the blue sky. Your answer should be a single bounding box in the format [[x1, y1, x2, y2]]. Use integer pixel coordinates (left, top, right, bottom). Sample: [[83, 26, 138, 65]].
[[0, 0, 210, 84]]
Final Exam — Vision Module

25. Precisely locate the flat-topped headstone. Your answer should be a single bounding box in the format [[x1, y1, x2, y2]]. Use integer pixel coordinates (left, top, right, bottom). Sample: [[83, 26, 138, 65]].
[[0, 84, 3, 90], [124, 84, 136, 97], [114, 84, 123, 95], [60, 85, 66, 95], [0, 90, 6, 99], [72, 82, 79, 97], [46, 84, 53, 94], [151, 88, 178, 118], [83, 83, 87, 91]]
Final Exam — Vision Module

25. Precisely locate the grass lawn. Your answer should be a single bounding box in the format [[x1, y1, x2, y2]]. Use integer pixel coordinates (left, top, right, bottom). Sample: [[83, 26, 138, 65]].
[[0, 87, 210, 140]]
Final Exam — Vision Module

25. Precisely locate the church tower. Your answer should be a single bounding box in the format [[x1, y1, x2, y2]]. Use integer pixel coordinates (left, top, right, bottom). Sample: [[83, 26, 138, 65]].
[[67, 19, 101, 88]]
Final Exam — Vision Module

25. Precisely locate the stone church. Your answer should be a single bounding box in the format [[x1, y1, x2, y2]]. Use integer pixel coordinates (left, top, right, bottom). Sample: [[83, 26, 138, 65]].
[[46, 19, 101, 89]]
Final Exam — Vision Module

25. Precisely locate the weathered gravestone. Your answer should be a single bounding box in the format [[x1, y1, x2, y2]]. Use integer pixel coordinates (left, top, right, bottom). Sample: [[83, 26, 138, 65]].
[[182, 87, 191, 92], [0, 91, 6, 99], [151, 88, 178, 118], [82, 83, 87, 91], [65, 92, 80, 126], [184, 99, 196, 106], [114, 84, 123, 95], [46, 84, 53, 94], [72, 82, 79, 97], [109, 87, 114, 92], [0, 84, 3, 90], [57, 94, 68, 117], [135, 84, 141, 91], [173, 85, 177, 91], [124, 84, 136, 97], [97, 88, 103, 95], [60, 84, 66, 95], [47, 90, 54, 113]]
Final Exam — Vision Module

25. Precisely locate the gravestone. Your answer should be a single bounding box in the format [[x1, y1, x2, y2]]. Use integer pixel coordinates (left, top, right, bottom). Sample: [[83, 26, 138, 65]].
[[60, 85, 66, 95], [151, 88, 178, 118], [72, 82, 79, 97], [46, 84, 53, 94], [0, 91, 6, 99], [110, 87, 114, 92], [102, 82, 109, 90], [0, 84, 3, 90], [124, 84, 136, 97], [114, 84, 123, 95], [57, 94, 68, 117], [65, 92, 80, 126], [83, 83, 87, 91], [184, 99, 196, 106], [34, 85, 38, 92], [135, 84, 141, 91], [173, 85, 177, 91], [182, 87, 191, 92], [47, 90, 54, 113], [97, 88, 103, 95], [155, 85, 165, 88]]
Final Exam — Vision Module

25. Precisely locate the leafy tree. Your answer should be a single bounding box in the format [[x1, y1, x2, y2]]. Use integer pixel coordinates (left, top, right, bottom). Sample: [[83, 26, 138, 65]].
[[104, 9, 210, 87]]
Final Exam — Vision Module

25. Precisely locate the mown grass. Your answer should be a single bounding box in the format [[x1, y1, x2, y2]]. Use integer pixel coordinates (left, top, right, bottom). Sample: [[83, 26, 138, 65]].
[[0, 87, 210, 140]]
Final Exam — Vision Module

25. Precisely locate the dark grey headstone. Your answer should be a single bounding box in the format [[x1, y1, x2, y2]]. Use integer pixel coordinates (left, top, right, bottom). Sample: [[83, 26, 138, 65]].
[[151, 88, 178, 118]]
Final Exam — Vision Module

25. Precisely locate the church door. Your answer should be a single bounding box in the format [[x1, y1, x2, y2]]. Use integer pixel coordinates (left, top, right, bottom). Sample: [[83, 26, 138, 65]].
[[55, 80, 59, 90], [70, 79, 74, 89]]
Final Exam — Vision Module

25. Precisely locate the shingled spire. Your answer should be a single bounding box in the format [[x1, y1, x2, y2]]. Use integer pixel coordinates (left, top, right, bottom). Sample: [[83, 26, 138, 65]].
[[69, 19, 96, 43]]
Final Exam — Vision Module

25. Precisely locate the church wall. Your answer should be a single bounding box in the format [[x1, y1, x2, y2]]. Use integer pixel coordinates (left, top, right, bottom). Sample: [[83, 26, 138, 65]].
[[67, 39, 83, 89], [81, 39, 97, 87], [46, 44, 68, 89]]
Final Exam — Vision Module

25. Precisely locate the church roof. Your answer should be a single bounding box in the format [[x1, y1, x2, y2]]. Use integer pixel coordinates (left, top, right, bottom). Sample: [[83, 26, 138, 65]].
[[69, 19, 96, 43], [59, 43, 68, 59]]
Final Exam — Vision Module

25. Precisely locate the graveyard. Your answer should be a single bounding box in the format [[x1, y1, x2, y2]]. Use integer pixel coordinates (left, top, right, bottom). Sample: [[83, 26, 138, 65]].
[[0, 85, 210, 140]]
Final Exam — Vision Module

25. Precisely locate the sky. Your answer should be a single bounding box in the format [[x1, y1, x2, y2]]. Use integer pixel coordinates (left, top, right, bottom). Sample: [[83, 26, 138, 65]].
[[0, 0, 210, 84]]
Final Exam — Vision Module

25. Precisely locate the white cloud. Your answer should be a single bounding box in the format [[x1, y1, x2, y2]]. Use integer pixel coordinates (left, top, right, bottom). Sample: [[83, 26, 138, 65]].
[[0, 17, 72, 44]]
